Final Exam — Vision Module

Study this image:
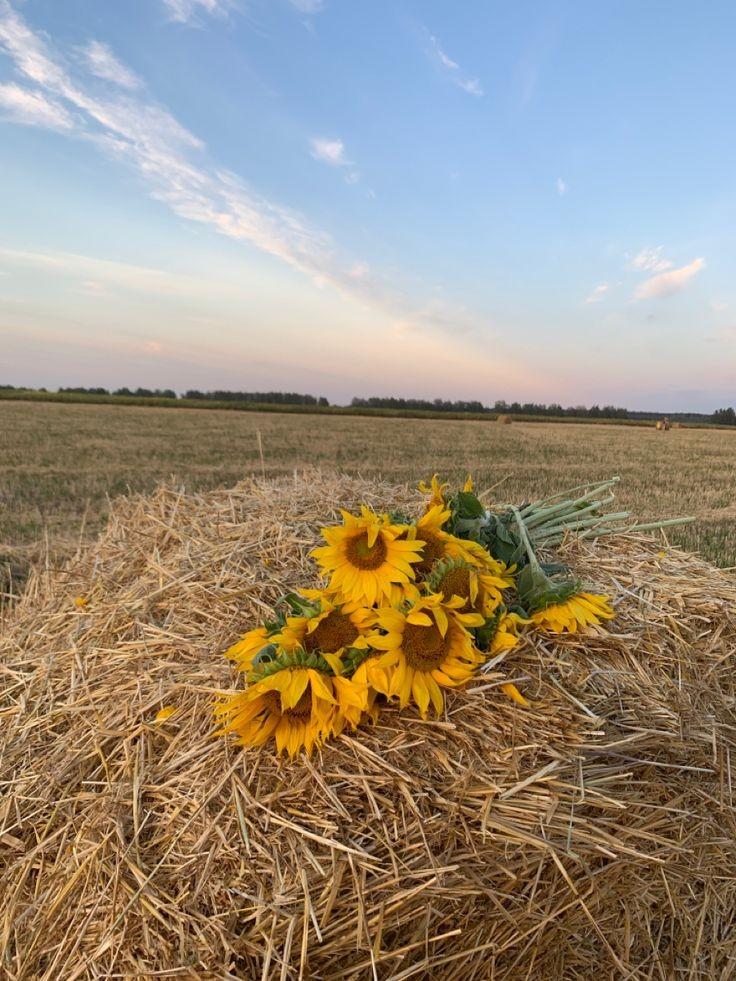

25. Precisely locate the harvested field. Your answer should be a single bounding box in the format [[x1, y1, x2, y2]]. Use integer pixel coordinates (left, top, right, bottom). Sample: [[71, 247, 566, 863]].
[[2, 473, 736, 978], [1, 401, 735, 602]]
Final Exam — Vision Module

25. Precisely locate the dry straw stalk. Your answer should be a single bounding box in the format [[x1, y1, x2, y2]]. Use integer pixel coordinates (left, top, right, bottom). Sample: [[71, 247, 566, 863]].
[[1, 472, 735, 979]]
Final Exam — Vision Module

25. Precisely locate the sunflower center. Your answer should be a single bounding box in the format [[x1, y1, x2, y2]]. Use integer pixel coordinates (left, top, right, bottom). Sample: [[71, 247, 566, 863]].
[[415, 530, 447, 576], [305, 611, 359, 653], [402, 622, 448, 671], [263, 688, 313, 721], [438, 567, 472, 606], [345, 531, 387, 570]]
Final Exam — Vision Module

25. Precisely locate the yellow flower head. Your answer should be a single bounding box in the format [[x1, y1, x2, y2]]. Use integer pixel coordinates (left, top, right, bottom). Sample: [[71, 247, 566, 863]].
[[530, 592, 614, 634], [428, 557, 515, 617], [272, 593, 374, 664], [368, 594, 484, 718], [406, 505, 490, 578], [215, 665, 338, 757], [311, 506, 423, 607], [418, 473, 449, 510]]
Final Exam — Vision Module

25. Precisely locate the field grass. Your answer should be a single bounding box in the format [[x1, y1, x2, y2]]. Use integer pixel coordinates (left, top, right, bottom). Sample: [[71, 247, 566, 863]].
[[1, 400, 735, 597]]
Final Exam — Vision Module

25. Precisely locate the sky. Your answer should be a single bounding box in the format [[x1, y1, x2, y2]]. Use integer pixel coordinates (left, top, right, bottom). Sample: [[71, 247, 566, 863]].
[[0, 0, 735, 411]]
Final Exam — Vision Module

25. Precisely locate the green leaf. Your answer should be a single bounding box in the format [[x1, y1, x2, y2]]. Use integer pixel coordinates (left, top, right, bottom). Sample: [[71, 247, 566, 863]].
[[454, 491, 485, 519], [480, 514, 520, 564]]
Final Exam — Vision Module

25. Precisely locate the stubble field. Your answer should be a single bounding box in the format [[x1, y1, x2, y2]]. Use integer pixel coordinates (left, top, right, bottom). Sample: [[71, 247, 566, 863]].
[[1, 400, 734, 599]]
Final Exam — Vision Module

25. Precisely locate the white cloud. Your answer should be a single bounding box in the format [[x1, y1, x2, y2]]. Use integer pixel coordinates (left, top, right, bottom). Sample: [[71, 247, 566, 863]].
[[0, 1, 473, 339], [585, 283, 609, 304], [427, 33, 483, 97], [0, 247, 237, 299], [310, 136, 349, 166], [0, 80, 73, 130], [634, 258, 706, 301], [433, 41, 458, 71], [556, 177, 566, 196], [81, 41, 141, 90], [162, 0, 232, 24], [629, 246, 673, 274], [289, 0, 325, 12], [348, 261, 369, 279], [458, 77, 483, 97]]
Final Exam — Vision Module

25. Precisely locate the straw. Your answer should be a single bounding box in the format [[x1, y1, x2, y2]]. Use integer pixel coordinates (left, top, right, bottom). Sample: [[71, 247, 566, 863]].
[[1, 471, 735, 978]]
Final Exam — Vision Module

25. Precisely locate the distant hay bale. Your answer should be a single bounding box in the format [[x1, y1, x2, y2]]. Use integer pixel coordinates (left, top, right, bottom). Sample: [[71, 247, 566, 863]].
[[672, 421, 686, 429], [497, 413, 513, 424], [2, 472, 736, 978]]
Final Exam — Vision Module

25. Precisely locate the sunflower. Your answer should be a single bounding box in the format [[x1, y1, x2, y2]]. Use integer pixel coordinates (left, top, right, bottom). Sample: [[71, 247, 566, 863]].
[[215, 665, 337, 757], [311, 507, 424, 607], [428, 556, 515, 617], [368, 594, 484, 717], [529, 592, 614, 634], [406, 505, 492, 578], [272, 593, 374, 664], [224, 625, 272, 673]]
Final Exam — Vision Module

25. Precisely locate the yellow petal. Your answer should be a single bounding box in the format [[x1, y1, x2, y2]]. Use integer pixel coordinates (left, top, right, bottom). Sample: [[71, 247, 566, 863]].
[[308, 669, 336, 704], [412, 672, 431, 717], [155, 705, 177, 723], [407, 611, 433, 627], [281, 669, 310, 710], [322, 652, 344, 675], [501, 682, 530, 707]]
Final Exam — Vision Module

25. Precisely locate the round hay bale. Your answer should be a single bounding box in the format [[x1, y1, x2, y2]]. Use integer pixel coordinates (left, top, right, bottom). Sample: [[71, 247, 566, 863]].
[[672, 421, 686, 429], [2, 472, 736, 979], [497, 414, 513, 424]]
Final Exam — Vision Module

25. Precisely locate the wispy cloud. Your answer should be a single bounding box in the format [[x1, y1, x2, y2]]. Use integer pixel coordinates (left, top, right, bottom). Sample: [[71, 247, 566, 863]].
[[310, 136, 349, 166], [629, 246, 673, 274], [585, 283, 608, 304], [556, 177, 566, 196], [634, 258, 706, 301], [81, 40, 141, 90], [289, 0, 325, 12], [0, 1, 470, 339], [310, 136, 361, 185], [426, 33, 483, 97], [0, 80, 73, 129], [162, 0, 233, 24], [0, 246, 236, 299]]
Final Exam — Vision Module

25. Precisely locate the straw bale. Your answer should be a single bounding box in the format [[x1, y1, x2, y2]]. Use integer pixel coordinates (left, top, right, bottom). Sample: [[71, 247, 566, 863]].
[[497, 414, 513, 424], [2, 471, 736, 979]]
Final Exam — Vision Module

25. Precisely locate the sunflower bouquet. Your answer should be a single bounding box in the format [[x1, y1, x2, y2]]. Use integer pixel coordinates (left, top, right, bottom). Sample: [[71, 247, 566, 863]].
[[215, 473, 691, 759]]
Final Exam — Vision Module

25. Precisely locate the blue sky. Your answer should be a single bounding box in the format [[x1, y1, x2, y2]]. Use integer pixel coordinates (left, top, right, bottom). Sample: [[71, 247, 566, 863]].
[[1, 0, 734, 410]]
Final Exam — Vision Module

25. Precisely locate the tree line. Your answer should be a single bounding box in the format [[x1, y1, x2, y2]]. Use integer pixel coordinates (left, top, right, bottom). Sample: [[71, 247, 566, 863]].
[[183, 390, 329, 406], [712, 407, 736, 425], [1, 384, 734, 423], [351, 396, 631, 419]]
